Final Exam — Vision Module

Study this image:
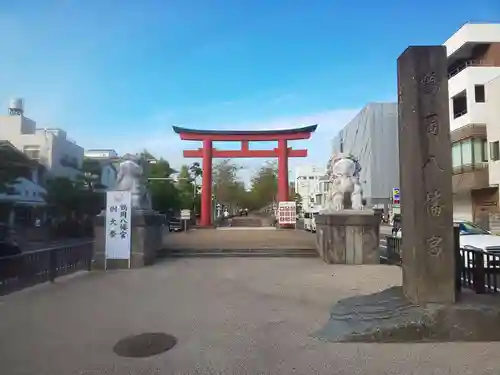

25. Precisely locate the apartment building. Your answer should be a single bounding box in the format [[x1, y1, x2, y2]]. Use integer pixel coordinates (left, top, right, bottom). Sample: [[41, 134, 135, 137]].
[[84, 149, 118, 189], [445, 23, 500, 227], [294, 165, 325, 211], [0, 99, 84, 181], [331, 102, 399, 209]]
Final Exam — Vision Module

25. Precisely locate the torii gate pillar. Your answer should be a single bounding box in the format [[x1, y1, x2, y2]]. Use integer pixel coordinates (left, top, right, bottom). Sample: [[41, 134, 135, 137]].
[[173, 125, 318, 227], [277, 139, 289, 203], [201, 139, 213, 227]]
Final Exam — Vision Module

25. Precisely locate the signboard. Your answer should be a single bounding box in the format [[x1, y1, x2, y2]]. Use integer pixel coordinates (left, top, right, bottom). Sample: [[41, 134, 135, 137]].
[[392, 188, 400, 205], [181, 209, 191, 220], [278, 201, 296, 225], [105, 191, 132, 266]]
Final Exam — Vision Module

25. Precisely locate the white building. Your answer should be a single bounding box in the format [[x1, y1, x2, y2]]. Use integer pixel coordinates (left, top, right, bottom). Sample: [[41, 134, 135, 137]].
[[84, 149, 118, 189], [84, 149, 118, 159], [445, 23, 500, 227], [294, 165, 325, 211], [0, 99, 84, 181]]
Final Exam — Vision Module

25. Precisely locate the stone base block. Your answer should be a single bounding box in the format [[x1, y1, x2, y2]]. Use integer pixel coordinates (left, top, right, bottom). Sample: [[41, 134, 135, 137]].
[[93, 212, 164, 270], [314, 286, 500, 342], [315, 210, 380, 264]]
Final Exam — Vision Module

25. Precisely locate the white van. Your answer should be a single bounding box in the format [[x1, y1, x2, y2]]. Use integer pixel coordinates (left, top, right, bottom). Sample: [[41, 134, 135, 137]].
[[304, 211, 319, 232]]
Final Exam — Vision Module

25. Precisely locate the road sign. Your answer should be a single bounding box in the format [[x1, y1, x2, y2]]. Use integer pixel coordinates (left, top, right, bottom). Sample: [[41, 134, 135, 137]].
[[392, 188, 400, 204], [278, 201, 296, 225], [180, 209, 191, 220]]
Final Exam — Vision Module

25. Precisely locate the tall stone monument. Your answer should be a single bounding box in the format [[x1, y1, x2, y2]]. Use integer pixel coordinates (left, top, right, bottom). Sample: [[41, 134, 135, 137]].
[[315, 154, 380, 264], [314, 46, 500, 344], [93, 154, 164, 270], [397, 46, 455, 304]]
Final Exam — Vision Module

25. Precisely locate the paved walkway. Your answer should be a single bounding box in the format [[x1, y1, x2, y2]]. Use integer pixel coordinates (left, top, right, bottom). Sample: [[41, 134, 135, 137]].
[[1, 259, 500, 374], [164, 228, 316, 250]]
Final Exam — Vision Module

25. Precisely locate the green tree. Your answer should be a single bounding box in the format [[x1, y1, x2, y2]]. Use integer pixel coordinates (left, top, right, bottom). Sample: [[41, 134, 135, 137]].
[[247, 161, 278, 210], [44, 177, 80, 216], [177, 165, 196, 209], [212, 160, 246, 211], [189, 162, 202, 180], [141, 150, 180, 213], [79, 158, 103, 191]]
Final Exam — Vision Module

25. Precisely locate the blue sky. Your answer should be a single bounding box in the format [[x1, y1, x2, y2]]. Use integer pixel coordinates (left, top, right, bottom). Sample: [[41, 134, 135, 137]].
[[1, 0, 499, 182]]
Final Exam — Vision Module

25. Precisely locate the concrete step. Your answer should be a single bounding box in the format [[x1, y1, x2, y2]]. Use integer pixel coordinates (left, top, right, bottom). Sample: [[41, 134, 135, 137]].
[[159, 248, 318, 258], [231, 220, 263, 227], [162, 252, 318, 258]]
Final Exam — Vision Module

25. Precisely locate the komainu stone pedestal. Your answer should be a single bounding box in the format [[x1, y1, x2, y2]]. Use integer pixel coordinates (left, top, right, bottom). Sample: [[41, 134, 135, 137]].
[[315, 210, 380, 264], [93, 212, 164, 270], [315, 286, 500, 343]]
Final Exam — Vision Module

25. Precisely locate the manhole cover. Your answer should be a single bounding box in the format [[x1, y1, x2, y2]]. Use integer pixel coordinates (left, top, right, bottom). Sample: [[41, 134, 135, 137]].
[[113, 333, 177, 358]]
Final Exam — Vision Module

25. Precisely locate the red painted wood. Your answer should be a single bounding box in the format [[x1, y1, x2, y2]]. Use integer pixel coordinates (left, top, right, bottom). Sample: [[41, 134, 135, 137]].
[[183, 148, 307, 158], [201, 139, 213, 226], [277, 139, 289, 203]]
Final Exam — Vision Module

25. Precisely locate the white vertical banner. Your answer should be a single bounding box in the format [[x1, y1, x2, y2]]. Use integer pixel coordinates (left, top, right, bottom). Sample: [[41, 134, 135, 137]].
[[105, 191, 132, 266]]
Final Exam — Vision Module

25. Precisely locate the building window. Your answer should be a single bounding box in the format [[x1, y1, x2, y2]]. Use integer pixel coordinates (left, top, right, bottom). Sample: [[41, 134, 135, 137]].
[[452, 137, 488, 173], [461, 139, 472, 165], [473, 139, 488, 163], [490, 141, 500, 161], [452, 143, 462, 168], [452, 91, 467, 119], [474, 85, 485, 103], [23, 145, 41, 160]]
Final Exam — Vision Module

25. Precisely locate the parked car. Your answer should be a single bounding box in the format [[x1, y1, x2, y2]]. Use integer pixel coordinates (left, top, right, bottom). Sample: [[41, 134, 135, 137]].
[[0, 223, 22, 280], [304, 211, 319, 232], [394, 220, 500, 268], [168, 217, 182, 232], [0, 224, 21, 258]]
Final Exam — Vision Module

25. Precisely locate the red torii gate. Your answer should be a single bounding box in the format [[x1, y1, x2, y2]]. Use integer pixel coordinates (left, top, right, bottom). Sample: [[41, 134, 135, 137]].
[[172, 125, 318, 226]]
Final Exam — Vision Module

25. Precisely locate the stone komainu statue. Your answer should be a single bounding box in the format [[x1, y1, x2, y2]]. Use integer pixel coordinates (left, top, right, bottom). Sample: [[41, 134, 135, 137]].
[[115, 156, 152, 211], [326, 153, 364, 211]]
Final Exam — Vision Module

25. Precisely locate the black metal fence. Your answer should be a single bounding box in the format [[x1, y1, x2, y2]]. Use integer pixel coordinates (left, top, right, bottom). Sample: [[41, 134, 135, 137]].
[[385, 230, 500, 295], [0, 241, 94, 296]]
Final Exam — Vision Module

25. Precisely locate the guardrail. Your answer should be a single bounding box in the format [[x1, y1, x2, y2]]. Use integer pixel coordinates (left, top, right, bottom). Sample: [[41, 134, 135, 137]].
[[385, 231, 500, 295], [0, 241, 94, 296]]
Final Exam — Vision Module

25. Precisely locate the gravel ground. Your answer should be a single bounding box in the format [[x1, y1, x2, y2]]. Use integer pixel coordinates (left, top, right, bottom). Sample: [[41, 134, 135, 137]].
[[1, 258, 500, 374]]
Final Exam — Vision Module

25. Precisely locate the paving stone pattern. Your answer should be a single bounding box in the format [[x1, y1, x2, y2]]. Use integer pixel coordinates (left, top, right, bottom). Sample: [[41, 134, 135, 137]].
[[1, 260, 500, 374]]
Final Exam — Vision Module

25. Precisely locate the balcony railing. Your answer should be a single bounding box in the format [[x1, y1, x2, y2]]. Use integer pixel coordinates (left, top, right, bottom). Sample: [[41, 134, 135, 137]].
[[452, 162, 488, 175], [448, 60, 492, 79]]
